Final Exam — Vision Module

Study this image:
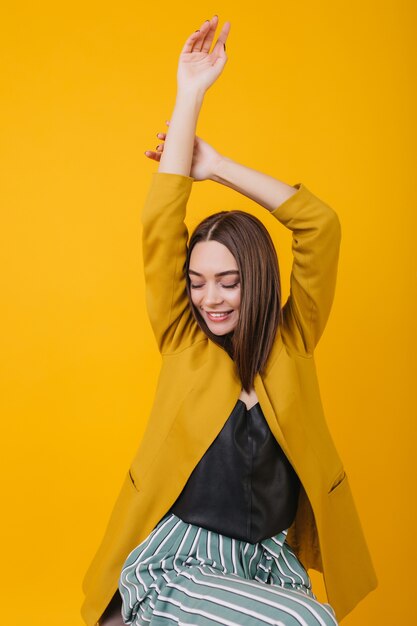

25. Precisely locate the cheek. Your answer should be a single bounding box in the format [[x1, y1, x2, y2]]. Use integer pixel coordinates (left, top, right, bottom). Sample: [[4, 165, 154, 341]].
[[189, 289, 201, 308], [230, 291, 241, 308]]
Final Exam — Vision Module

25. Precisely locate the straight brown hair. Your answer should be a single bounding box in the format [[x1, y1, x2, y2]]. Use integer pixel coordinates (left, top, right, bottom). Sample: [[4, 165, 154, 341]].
[[185, 210, 282, 392]]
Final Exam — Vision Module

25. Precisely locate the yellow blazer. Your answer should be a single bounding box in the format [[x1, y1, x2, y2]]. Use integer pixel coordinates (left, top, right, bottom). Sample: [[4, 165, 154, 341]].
[[81, 173, 378, 625]]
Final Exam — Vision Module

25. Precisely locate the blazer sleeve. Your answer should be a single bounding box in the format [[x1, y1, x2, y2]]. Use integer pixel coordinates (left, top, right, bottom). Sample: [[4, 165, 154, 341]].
[[270, 183, 342, 355], [141, 172, 204, 354]]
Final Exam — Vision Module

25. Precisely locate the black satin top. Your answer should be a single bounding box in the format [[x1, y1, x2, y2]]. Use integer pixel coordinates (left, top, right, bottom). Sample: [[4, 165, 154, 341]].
[[169, 398, 301, 543]]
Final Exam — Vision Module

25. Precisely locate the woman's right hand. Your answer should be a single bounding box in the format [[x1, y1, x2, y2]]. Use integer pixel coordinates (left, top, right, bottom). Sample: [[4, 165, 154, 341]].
[[177, 15, 231, 96], [145, 121, 223, 182]]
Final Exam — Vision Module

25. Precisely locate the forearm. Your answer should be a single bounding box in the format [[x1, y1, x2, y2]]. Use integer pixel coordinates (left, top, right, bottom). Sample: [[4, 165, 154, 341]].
[[209, 156, 298, 211], [158, 90, 205, 176]]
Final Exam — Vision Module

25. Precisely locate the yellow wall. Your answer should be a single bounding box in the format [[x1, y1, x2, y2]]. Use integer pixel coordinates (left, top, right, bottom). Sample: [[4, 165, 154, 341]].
[[1, 1, 415, 624]]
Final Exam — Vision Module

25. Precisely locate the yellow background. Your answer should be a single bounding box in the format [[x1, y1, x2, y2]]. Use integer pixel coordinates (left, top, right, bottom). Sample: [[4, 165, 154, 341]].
[[1, 1, 416, 624]]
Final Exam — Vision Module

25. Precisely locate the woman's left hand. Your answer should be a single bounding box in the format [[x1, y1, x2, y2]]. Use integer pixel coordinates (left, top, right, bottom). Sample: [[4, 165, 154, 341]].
[[145, 121, 223, 182]]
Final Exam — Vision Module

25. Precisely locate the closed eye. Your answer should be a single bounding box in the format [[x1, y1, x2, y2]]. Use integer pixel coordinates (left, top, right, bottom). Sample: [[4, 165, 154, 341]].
[[190, 282, 240, 289]]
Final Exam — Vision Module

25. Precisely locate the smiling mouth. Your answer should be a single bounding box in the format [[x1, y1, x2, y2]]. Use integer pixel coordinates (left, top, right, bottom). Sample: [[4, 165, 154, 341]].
[[205, 310, 233, 321]]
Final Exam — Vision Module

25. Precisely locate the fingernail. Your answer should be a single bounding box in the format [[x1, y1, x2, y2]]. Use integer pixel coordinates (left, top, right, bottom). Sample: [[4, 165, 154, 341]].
[[223, 43, 226, 50]]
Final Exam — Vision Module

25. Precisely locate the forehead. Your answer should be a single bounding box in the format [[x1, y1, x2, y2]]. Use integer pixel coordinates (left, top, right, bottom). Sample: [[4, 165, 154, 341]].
[[189, 241, 238, 272]]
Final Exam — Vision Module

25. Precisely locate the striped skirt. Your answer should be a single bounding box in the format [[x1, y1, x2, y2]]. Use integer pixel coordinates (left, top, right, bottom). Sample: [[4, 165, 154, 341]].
[[118, 512, 338, 626]]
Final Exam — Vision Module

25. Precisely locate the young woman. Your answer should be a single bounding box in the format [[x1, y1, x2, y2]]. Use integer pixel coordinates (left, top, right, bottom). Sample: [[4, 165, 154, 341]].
[[81, 15, 377, 626]]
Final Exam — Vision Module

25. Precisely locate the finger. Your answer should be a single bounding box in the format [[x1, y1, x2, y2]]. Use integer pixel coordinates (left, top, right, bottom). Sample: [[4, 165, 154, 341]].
[[156, 132, 166, 139], [144, 150, 161, 161], [212, 20, 231, 52], [181, 20, 211, 54], [199, 15, 219, 54]]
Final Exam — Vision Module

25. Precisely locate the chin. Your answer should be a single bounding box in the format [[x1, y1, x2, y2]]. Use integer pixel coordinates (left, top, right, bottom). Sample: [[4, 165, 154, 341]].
[[207, 322, 237, 336], [211, 327, 233, 336]]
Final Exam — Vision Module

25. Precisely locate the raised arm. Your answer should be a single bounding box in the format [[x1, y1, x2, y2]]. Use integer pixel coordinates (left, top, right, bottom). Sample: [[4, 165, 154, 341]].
[[209, 157, 341, 354], [156, 15, 230, 177], [142, 16, 231, 354]]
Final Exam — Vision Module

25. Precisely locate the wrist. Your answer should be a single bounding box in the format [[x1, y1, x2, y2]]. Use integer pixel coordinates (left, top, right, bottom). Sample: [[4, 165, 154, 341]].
[[175, 87, 206, 108], [209, 155, 234, 183]]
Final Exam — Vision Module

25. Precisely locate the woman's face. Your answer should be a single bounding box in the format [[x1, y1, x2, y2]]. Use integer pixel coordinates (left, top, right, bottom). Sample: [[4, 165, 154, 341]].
[[188, 240, 241, 336]]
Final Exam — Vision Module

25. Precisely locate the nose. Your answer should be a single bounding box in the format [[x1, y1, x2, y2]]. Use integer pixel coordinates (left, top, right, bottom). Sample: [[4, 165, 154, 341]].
[[203, 282, 224, 307]]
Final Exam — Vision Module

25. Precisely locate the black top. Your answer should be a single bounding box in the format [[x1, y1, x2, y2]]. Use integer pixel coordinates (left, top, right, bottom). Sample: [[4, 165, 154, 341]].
[[169, 398, 301, 543]]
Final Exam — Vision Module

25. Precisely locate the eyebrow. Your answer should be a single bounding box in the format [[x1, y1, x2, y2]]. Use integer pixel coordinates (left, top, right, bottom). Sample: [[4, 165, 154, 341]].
[[188, 270, 240, 278]]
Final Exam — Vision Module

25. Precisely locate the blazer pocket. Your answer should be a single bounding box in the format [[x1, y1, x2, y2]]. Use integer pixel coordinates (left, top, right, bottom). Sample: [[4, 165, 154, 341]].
[[128, 468, 141, 494], [327, 469, 346, 495]]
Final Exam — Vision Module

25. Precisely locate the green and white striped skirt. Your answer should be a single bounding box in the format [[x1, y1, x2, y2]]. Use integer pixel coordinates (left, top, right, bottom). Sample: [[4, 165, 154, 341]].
[[118, 512, 338, 625]]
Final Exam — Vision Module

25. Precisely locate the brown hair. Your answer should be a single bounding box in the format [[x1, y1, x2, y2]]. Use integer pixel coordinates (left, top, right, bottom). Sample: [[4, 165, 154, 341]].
[[185, 210, 282, 392]]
